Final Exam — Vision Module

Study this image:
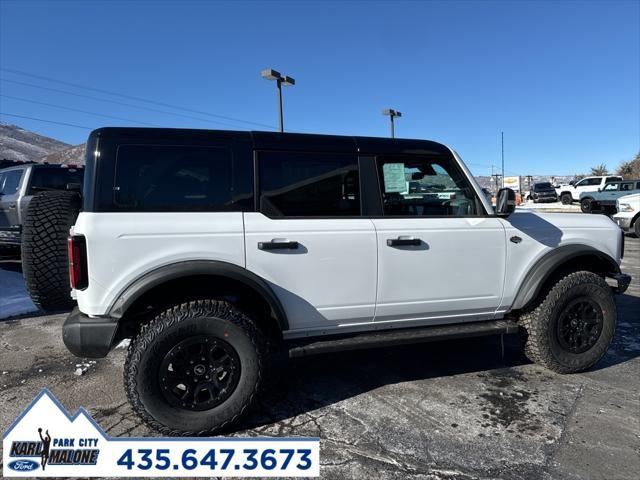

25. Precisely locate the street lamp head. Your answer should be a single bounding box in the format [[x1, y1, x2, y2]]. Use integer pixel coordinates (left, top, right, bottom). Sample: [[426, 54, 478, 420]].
[[383, 108, 401, 117], [281, 76, 295, 87], [261, 68, 282, 81]]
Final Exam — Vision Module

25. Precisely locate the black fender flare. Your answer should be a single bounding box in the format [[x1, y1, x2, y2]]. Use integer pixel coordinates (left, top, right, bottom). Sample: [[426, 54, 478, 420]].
[[107, 260, 288, 331], [511, 245, 620, 310]]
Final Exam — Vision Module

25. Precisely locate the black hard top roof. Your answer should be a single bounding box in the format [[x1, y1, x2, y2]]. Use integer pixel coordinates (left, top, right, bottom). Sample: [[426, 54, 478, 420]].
[[89, 127, 452, 156]]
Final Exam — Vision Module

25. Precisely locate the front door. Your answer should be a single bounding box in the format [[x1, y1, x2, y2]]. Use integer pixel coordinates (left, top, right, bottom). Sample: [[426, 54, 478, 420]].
[[244, 150, 377, 334], [371, 154, 506, 325]]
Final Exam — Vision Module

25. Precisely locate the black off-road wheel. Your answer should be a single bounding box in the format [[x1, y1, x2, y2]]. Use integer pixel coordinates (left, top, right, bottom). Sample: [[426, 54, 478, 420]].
[[519, 271, 616, 374], [124, 300, 266, 436], [22, 190, 80, 311], [580, 198, 593, 213], [561, 193, 572, 205]]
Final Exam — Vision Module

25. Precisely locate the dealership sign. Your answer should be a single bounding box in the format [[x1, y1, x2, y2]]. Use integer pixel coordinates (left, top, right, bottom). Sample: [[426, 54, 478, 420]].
[[3, 389, 319, 477]]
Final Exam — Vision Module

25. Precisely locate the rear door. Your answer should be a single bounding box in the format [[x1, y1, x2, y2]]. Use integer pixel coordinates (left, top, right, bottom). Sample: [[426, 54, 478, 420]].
[[244, 150, 377, 334], [371, 154, 506, 325]]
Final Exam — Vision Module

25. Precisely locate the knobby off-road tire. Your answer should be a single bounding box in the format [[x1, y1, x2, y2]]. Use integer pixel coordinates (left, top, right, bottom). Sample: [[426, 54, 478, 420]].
[[22, 191, 80, 311], [580, 198, 593, 213], [519, 271, 616, 374], [124, 300, 266, 436]]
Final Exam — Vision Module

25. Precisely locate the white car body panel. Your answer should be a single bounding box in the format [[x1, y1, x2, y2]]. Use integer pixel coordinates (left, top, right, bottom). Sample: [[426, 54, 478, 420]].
[[613, 193, 640, 231], [372, 217, 506, 322], [72, 212, 245, 316], [244, 212, 378, 329], [498, 211, 622, 310]]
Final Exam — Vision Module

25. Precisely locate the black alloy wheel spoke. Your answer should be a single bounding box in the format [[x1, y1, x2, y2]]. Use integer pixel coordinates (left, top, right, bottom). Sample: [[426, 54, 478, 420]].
[[159, 336, 241, 411]]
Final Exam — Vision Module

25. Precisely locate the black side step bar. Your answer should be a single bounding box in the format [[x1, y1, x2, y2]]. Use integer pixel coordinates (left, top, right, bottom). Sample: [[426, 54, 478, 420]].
[[288, 320, 520, 358]]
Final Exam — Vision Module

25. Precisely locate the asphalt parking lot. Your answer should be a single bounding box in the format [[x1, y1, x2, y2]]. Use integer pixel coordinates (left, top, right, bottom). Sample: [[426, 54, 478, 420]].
[[0, 237, 638, 480]]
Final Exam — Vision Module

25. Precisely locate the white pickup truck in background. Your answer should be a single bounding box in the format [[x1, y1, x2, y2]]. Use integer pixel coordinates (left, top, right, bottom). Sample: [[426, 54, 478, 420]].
[[555, 175, 623, 205]]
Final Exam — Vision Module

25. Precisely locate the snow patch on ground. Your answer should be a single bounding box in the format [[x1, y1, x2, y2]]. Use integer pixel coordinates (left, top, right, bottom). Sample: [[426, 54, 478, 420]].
[[0, 265, 38, 320], [517, 200, 581, 212]]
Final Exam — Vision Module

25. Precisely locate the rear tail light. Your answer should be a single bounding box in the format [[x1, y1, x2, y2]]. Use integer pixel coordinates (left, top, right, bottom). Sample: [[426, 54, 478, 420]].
[[68, 235, 88, 290]]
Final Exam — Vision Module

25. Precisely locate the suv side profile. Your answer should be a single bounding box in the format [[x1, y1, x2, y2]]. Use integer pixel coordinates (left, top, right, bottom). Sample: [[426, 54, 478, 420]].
[[61, 128, 630, 436], [579, 180, 640, 214], [0, 163, 83, 251], [555, 175, 623, 205]]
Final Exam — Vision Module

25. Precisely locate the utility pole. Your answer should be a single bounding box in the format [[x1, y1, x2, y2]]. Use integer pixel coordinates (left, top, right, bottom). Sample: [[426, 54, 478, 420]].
[[501, 131, 505, 188]]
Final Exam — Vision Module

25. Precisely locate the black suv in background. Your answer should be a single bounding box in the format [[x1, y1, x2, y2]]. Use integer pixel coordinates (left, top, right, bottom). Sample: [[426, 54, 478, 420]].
[[530, 182, 558, 203], [0, 163, 84, 251]]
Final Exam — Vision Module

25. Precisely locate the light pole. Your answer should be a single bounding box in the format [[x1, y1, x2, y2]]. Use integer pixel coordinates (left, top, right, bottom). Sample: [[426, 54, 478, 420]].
[[382, 108, 402, 138], [261, 68, 295, 132]]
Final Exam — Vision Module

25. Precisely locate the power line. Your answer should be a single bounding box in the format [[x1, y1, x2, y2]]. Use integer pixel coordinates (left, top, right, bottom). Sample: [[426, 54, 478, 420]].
[[0, 94, 159, 126], [1, 67, 276, 129], [0, 78, 251, 130], [0, 112, 92, 130]]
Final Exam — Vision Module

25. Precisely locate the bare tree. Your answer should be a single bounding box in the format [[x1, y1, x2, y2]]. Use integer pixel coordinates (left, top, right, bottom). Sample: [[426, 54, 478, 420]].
[[590, 163, 608, 176], [617, 152, 640, 177]]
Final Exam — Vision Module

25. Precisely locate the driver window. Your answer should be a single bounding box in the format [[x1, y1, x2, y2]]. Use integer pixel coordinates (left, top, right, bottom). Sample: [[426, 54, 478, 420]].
[[376, 155, 481, 216]]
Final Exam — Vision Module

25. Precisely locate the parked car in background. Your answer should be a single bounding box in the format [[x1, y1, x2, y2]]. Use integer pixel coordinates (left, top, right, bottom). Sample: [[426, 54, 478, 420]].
[[613, 192, 640, 237], [0, 163, 84, 253], [579, 179, 640, 214], [528, 182, 558, 203], [555, 175, 623, 205]]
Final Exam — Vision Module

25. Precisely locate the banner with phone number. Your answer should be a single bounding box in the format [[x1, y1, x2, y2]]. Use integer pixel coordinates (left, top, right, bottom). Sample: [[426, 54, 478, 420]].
[[3, 389, 319, 477]]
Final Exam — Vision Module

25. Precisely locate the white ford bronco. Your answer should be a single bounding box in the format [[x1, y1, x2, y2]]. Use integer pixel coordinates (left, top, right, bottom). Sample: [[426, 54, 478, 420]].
[[57, 128, 630, 436]]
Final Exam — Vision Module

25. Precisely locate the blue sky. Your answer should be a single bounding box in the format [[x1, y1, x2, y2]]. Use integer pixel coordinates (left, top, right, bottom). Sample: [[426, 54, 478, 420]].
[[0, 0, 638, 175]]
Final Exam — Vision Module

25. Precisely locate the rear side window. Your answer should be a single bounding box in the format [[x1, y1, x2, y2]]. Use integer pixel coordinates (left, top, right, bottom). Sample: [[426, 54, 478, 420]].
[[28, 167, 83, 194], [114, 145, 247, 212], [258, 151, 360, 217]]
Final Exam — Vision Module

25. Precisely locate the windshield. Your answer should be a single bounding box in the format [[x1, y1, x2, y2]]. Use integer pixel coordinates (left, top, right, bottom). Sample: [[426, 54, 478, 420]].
[[534, 182, 553, 190]]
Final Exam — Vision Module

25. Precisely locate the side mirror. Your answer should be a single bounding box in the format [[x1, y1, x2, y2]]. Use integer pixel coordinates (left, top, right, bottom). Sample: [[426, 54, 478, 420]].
[[597, 188, 601, 192], [569, 180, 575, 186], [496, 188, 516, 217]]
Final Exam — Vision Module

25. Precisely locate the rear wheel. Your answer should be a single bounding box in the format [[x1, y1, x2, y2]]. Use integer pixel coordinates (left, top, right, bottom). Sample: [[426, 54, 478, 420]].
[[580, 198, 593, 213], [561, 193, 572, 205], [124, 299, 266, 436], [519, 271, 616, 373], [21, 191, 80, 311]]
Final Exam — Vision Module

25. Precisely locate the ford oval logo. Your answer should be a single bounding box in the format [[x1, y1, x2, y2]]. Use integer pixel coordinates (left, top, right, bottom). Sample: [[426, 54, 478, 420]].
[[8, 459, 39, 472]]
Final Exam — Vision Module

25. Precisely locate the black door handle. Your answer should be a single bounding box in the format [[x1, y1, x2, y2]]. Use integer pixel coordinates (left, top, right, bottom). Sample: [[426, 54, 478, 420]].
[[387, 237, 421, 247], [258, 240, 299, 251]]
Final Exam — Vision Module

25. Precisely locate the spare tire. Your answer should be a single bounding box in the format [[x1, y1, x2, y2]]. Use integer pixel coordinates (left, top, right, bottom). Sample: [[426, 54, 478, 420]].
[[22, 191, 81, 311]]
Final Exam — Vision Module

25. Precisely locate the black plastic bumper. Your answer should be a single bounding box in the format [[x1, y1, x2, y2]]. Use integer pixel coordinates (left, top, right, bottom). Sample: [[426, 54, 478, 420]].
[[609, 272, 632, 294], [62, 307, 119, 358]]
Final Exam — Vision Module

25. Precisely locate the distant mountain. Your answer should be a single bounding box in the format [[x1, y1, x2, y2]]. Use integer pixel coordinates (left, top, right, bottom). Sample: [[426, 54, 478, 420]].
[[41, 143, 86, 165], [0, 123, 70, 162]]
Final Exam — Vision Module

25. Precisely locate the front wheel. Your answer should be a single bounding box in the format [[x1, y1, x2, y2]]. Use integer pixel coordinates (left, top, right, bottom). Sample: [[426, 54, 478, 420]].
[[561, 193, 572, 205], [580, 198, 593, 213], [634, 218, 640, 238], [519, 271, 616, 374], [124, 300, 266, 436]]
